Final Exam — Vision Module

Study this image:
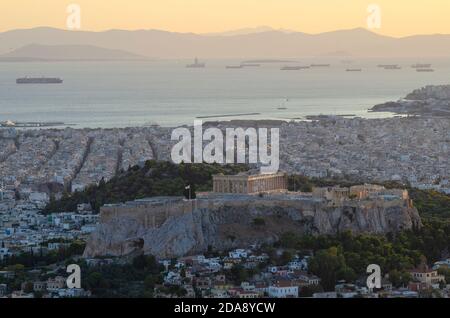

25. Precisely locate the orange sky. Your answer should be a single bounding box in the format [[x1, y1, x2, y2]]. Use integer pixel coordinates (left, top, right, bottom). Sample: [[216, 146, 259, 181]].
[[1, 0, 450, 37]]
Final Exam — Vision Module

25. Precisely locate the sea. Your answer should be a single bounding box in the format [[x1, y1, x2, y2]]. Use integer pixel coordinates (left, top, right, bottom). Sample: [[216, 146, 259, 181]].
[[0, 58, 449, 128]]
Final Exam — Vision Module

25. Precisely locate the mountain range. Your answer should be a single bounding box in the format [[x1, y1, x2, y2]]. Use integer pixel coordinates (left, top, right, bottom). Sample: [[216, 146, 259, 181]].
[[0, 26, 450, 59]]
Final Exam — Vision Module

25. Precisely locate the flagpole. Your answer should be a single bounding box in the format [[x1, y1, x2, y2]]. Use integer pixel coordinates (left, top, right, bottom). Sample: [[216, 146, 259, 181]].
[[186, 184, 191, 200]]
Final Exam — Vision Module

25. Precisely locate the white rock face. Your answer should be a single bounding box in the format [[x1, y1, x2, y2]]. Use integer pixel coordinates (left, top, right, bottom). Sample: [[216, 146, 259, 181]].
[[83, 195, 422, 259]]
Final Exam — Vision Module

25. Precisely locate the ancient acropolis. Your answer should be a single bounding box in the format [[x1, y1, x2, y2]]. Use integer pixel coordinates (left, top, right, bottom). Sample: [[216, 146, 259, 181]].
[[212, 172, 288, 194]]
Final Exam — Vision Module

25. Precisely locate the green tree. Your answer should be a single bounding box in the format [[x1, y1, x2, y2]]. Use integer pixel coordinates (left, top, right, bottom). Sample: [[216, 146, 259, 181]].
[[308, 247, 346, 291], [336, 266, 357, 283], [230, 264, 249, 284], [298, 285, 324, 297], [438, 267, 450, 284], [279, 251, 294, 265], [144, 274, 157, 290], [23, 282, 33, 293], [253, 218, 266, 227]]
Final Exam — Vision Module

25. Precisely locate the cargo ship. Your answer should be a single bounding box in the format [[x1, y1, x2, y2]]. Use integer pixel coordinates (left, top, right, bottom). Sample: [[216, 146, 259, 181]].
[[411, 63, 432, 69], [346, 68, 362, 72], [16, 77, 63, 84], [240, 63, 260, 67], [281, 66, 309, 70], [281, 66, 301, 70], [416, 68, 434, 72], [310, 64, 330, 67], [377, 64, 401, 69], [383, 65, 401, 70]]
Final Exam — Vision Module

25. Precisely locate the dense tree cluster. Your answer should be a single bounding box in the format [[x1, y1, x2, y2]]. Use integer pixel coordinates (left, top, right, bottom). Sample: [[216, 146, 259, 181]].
[[277, 220, 450, 291], [80, 255, 165, 297], [0, 241, 85, 268], [44, 161, 249, 213], [30, 166, 450, 295], [409, 188, 450, 219]]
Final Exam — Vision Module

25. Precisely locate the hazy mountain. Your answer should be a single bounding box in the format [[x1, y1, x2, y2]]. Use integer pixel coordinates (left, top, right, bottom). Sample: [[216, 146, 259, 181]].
[[0, 27, 449, 59], [0, 43, 147, 61]]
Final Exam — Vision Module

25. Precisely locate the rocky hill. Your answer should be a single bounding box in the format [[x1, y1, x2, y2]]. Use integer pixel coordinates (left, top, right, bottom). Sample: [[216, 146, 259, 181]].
[[370, 85, 450, 116], [83, 194, 422, 259]]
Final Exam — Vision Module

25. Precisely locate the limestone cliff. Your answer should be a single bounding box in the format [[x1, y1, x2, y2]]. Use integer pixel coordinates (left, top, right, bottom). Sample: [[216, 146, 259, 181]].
[[83, 195, 422, 259]]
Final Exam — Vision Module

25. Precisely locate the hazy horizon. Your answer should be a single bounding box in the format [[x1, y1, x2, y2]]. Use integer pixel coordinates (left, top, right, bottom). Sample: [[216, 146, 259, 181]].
[[2, 26, 450, 59], [4, 25, 450, 38], [2, 0, 450, 37]]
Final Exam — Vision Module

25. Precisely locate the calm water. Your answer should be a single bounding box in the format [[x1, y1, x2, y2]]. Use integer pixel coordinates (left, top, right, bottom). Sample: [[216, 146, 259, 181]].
[[0, 58, 449, 128]]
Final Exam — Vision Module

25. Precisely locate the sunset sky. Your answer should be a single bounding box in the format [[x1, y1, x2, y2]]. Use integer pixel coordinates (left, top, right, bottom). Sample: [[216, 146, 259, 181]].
[[1, 0, 450, 37]]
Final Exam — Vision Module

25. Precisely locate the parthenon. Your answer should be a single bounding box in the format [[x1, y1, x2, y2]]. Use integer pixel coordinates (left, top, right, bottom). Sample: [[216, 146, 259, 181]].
[[212, 172, 288, 194]]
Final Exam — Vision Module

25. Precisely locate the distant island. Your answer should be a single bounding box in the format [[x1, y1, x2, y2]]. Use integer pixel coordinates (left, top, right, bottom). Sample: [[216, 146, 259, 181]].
[[1, 27, 450, 58], [370, 85, 450, 117], [0, 44, 148, 62]]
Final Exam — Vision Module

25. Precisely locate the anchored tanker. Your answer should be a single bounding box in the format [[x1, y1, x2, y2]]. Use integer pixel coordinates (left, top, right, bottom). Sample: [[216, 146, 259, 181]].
[[280, 66, 309, 70], [16, 77, 63, 84]]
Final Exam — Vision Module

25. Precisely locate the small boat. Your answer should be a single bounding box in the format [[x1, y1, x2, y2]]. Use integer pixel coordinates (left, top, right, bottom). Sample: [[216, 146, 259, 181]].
[[346, 68, 362, 72], [277, 98, 290, 110]]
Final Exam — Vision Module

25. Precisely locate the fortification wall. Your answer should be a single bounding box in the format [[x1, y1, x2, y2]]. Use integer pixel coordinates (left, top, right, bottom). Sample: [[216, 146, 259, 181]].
[[100, 198, 197, 228]]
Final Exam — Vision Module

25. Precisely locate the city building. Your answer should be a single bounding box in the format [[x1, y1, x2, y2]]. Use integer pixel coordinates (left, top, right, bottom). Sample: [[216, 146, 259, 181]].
[[267, 280, 299, 298], [409, 264, 446, 287], [312, 184, 412, 207]]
